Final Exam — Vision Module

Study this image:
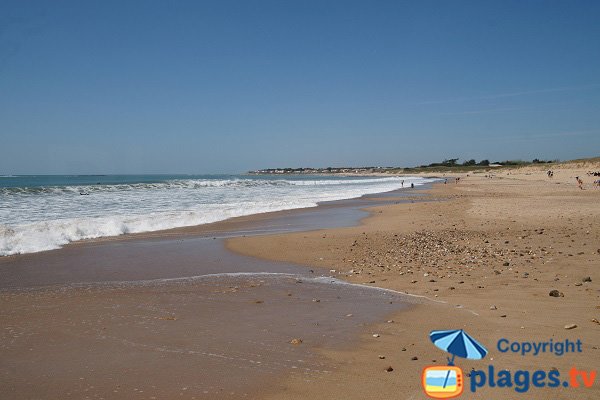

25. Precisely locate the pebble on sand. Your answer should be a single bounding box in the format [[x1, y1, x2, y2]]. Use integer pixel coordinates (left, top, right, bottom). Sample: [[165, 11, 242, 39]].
[[290, 338, 303, 345], [564, 324, 578, 330], [385, 366, 394, 372], [549, 290, 564, 297]]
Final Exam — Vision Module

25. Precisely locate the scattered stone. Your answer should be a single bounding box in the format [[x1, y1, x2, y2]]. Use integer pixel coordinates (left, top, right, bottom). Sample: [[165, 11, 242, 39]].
[[385, 366, 394, 372], [493, 270, 501, 275], [411, 356, 418, 361], [500, 314, 507, 318], [564, 324, 577, 330], [312, 298, 320, 302], [490, 305, 497, 310], [372, 334, 380, 338], [583, 276, 592, 282], [346, 314, 353, 317], [401, 347, 407, 351], [575, 283, 583, 287], [290, 338, 303, 345], [379, 355, 386, 359], [387, 320, 394, 323], [503, 262, 510, 266], [254, 300, 264, 304], [591, 319, 600, 325], [549, 290, 564, 297]]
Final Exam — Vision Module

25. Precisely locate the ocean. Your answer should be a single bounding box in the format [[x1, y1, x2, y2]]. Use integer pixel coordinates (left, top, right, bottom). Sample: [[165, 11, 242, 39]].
[[0, 174, 432, 256]]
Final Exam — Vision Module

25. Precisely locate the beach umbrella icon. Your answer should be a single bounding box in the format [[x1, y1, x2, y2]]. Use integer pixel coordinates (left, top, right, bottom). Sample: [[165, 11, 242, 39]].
[[429, 329, 488, 365], [429, 329, 488, 390]]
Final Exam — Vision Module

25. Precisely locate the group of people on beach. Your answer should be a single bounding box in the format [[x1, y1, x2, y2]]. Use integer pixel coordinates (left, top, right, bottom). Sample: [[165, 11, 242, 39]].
[[548, 170, 598, 189], [574, 175, 600, 189], [586, 171, 600, 188]]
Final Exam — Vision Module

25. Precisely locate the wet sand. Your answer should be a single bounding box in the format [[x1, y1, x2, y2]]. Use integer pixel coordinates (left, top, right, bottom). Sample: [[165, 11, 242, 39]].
[[0, 189, 428, 399]]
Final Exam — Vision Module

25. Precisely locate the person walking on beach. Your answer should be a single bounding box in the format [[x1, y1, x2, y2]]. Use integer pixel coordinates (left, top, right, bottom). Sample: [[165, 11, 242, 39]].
[[575, 176, 584, 190], [401, 180, 404, 188]]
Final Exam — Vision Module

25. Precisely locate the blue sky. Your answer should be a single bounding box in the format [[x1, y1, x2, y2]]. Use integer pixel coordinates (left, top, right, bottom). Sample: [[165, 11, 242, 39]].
[[1, 0, 599, 174]]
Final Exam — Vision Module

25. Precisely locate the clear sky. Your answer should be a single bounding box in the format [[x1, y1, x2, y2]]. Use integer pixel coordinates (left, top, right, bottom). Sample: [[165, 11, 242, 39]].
[[1, 0, 599, 174]]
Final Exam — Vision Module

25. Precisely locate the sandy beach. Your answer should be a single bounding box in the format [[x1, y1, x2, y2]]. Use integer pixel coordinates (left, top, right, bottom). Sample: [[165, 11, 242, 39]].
[[1, 161, 598, 399], [0, 185, 423, 399], [227, 161, 600, 399]]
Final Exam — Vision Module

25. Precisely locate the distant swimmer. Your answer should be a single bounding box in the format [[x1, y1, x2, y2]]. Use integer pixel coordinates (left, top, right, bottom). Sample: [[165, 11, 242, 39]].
[[401, 180, 404, 188], [79, 192, 90, 195], [410, 183, 414, 188]]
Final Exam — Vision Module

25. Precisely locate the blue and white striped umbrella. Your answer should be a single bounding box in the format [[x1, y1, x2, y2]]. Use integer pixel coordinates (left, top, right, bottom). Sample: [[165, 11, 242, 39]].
[[429, 329, 488, 361]]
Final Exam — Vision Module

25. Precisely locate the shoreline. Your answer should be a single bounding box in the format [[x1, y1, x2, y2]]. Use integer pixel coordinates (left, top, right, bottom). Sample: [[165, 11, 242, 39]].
[[226, 163, 600, 399], [0, 175, 434, 259], [0, 183, 433, 399], [1, 162, 598, 399], [0, 184, 434, 289]]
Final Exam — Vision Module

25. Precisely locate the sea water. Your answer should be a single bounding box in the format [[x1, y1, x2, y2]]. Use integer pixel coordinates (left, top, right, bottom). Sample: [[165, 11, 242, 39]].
[[0, 174, 431, 256]]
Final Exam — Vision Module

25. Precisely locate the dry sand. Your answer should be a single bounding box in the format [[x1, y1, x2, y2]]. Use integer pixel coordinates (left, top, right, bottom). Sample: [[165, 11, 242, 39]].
[[227, 162, 600, 399]]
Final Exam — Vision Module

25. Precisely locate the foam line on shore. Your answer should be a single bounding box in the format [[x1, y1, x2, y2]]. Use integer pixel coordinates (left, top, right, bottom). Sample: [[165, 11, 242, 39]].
[[2, 271, 475, 314]]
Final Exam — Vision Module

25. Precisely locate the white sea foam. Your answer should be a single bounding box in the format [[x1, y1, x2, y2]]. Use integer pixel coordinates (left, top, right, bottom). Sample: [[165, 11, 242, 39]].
[[0, 176, 432, 256]]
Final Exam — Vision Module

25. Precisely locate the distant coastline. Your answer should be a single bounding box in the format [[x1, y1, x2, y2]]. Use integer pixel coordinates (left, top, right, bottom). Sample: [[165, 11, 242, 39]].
[[248, 156, 600, 175]]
